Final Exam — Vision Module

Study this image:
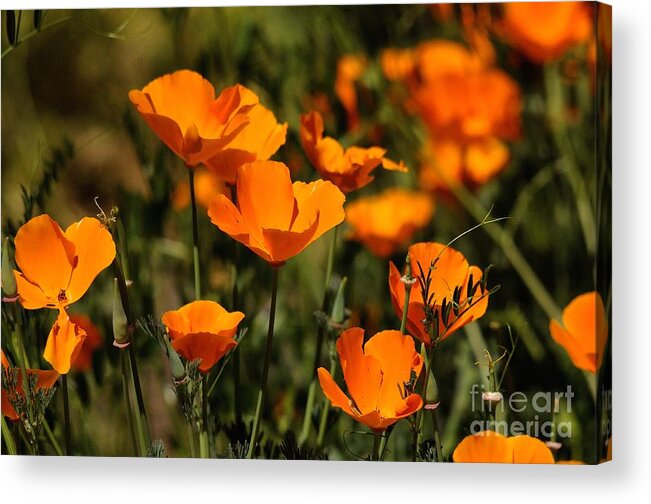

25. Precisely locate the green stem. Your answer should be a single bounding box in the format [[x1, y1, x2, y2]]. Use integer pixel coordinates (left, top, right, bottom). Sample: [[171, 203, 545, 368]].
[[300, 226, 338, 445], [1, 415, 17, 455], [187, 423, 196, 458], [371, 432, 381, 461], [246, 267, 280, 459], [229, 185, 242, 426], [199, 374, 209, 458], [400, 253, 413, 336], [120, 351, 139, 456], [316, 351, 338, 448], [42, 420, 63, 456], [188, 168, 201, 300], [62, 374, 71, 455]]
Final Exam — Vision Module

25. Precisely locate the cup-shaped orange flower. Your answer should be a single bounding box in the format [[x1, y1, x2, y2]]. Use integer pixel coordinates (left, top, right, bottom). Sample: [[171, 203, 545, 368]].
[[208, 160, 346, 266], [161, 300, 244, 373], [453, 431, 555, 463], [129, 70, 255, 167], [317, 328, 424, 432], [300, 111, 407, 193], [500, 2, 592, 64], [389, 242, 489, 345], [204, 86, 288, 184], [1, 350, 59, 421], [549, 291, 608, 373], [345, 188, 434, 257], [12, 214, 116, 312], [69, 314, 103, 372]]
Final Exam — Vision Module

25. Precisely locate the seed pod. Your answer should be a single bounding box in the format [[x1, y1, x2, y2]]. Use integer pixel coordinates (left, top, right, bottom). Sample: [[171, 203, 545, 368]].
[[6, 11, 16, 45], [112, 278, 130, 347], [2, 237, 17, 297]]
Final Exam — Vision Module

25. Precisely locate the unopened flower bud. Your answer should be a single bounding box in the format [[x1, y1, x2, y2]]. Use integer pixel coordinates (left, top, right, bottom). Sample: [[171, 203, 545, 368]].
[[330, 277, 348, 325], [2, 237, 17, 298], [165, 336, 187, 383], [112, 278, 130, 348]]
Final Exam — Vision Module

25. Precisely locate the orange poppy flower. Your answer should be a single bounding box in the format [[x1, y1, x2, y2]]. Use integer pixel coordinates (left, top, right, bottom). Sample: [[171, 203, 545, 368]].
[[13, 214, 116, 312], [12, 214, 114, 374], [300, 111, 407, 193], [419, 137, 510, 191], [1, 350, 59, 421], [380, 48, 417, 83], [161, 300, 244, 373], [389, 242, 489, 345], [129, 70, 253, 168], [317, 328, 424, 432], [203, 86, 288, 184], [549, 291, 608, 373], [345, 188, 434, 258], [69, 314, 103, 372], [171, 167, 229, 210], [500, 2, 592, 64], [208, 160, 346, 267], [453, 431, 555, 463], [334, 55, 366, 131]]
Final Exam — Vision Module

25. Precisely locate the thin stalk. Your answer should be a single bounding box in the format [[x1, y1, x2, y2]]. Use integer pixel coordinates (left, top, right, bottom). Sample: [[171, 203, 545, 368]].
[[246, 267, 280, 459], [199, 374, 209, 458], [188, 168, 201, 300], [42, 420, 63, 456], [299, 225, 338, 445], [186, 423, 196, 458], [316, 351, 338, 448], [1, 415, 17, 455], [230, 184, 242, 426], [62, 374, 71, 455], [120, 351, 139, 456], [371, 432, 382, 461], [125, 350, 147, 455]]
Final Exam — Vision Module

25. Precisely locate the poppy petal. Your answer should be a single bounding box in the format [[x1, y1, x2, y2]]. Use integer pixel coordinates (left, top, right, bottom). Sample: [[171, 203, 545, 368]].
[[43, 311, 87, 375], [14, 215, 76, 300], [317, 367, 355, 418], [510, 435, 555, 463], [13, 271, 51, 309], [64, 218, 116, 304]]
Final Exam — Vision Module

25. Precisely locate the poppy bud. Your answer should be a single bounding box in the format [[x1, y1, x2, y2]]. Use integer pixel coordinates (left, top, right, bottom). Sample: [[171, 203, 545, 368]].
[[330, 277, 348, 326], [112, 279, 130, 347], [2, 237, 17, 298], [165, 336, 187, 383]]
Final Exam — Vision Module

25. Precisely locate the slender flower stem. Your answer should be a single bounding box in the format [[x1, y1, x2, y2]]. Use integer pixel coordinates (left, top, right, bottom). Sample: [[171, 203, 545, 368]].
[[316, 350, 338, 448], [42, 420, 63, 456], [247, 267, 280, 459], [1, 415, 17, 455], [300, 226, 338, 446], [188, 168, 201, 300], [120, 350, 139, 456], [62, 374, 71, 455], [186, 424, 196, 458], [230, 185, 242, 426], [372, 432, 382, 461], [199, 374, 209, 458]]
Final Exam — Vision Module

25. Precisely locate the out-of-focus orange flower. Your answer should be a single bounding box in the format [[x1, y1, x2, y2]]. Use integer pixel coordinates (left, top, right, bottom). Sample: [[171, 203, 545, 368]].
[[300, 111, 407, 193], [171, 167, 229, 210], [129, 70, 253, 168], [500, 2, 592, 64], [345, 188, 434, 258], [203, 86, 287, 184], [69, 314, 103, 372], [389, 242, 488, 345], [453, 431, 555, 463], [420, 137, 510, 191], [429, 3, 454, 22], [549, 291, 608, 373], [161, 300, 244, 373], [13, 215, 116, 312], [1, 350, 59, 421], [208, 160, 345, 267], [382, 39, 520, 191], [12, 215, 114, 373], [335, 55, 367, 131], [317, 328, 423, 432]]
